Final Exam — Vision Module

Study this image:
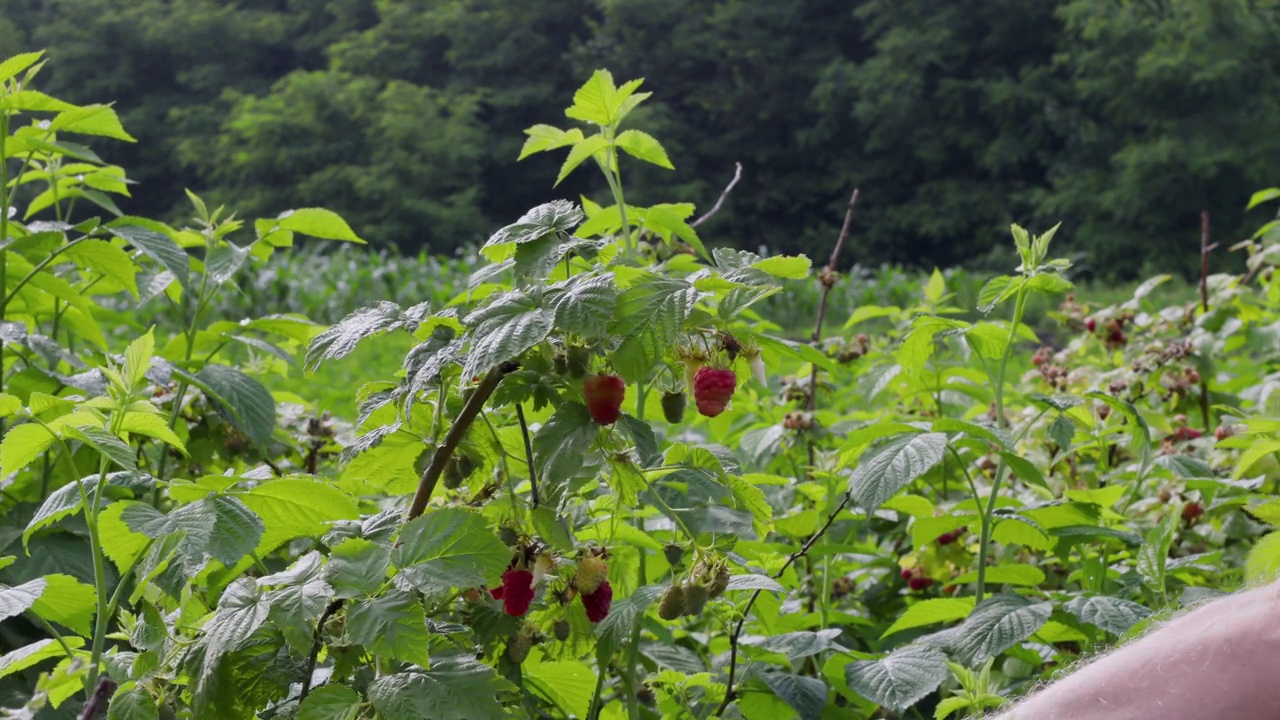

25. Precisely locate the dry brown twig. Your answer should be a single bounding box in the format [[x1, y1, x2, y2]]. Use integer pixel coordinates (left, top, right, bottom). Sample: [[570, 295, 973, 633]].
[[691, 162, 744, 228]]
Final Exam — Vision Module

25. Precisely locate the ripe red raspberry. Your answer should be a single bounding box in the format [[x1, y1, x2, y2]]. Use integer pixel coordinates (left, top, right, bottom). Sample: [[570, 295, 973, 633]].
[[501, 569, 535, 617], [900, 568, 913, 580], [1173, 427, 1203, 442], [582, 581, 612, 623], [489, 585, 504, 600], [576, 556, 608, 595], [907, 576, 935, 592], [1182, 501, 1204, 522], [693, 367, 737, 417], [584, 374, 626, 425], [1084, 317, 1097, 333]]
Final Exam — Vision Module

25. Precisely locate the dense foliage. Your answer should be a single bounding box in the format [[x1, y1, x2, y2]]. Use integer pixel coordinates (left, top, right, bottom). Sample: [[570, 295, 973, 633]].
[[1, 0, 1278, 277], [9, 52, 1280, 720]]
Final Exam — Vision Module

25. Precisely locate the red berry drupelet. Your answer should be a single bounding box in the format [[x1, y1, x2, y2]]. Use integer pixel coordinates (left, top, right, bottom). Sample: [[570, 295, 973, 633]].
[[693, 367, 737, 417], [584, 374, 626, 425], [501, 569, 535, 617], [582, 580, 613, 623]]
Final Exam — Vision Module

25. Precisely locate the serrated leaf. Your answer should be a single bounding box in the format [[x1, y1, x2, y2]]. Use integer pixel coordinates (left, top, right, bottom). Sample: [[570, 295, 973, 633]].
[[24, 478, 96, 548], [206, 496, 265, 566], [595, 585, 665, 660], [555, 134, 610, 186], [614, 129, 673, 169], [391, 509, 509, 597], [107, 687, 159, 720], [108, 224, 189, 289], [0, 579, 45, 623], [50, 104, 135, 142], [0, 637, 84, 681], [608, 274, 699, 383], [238, 479, 359, 556], [272, 208, 364, 243], [725, 574, 785, 592], [845, 644, 949, 713], [951, 565, 1045, 587], [533, 403, 599, 504], [367, 657, 515, 720], [0, 51, 43, 84], [67, 426, 137, 471], [482, 200, 583, 258], [760, 671, 826, 720], [564, 69, 648, 127], [849, 433, 948, 511], [65, 239, 138, 298], [1063, 595, 1150, 636], [461, 290, 554, 380], [197, 579, 270, 686], [118, 412, 186, 454], [197, 364, 276, 448], [937, 594, 1052, 665], [547, 273, 616, 337], [752, 255, 812, 279], [1246, 531, 1280, 585], [518, 124, 584, 160], [326, 538, 390, 599], [297, 684, 361, 720], [976, 276, 1017, 313], [1, 422, 57, 478], [306, 301, 427, 371], [881, 598, 976, 639], [524, 660, 596, 719], [347, 590, 430, 665], [30, 573, 96, 636], [744, 629, 845, 660]]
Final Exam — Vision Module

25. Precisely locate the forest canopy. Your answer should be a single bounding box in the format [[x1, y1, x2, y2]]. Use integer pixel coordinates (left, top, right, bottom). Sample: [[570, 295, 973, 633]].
[[1, 0, 1276, 279]]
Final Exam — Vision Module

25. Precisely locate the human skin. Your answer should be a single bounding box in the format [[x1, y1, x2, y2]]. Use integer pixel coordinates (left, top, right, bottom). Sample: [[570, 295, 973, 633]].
[[992, 583, 1280, 719]]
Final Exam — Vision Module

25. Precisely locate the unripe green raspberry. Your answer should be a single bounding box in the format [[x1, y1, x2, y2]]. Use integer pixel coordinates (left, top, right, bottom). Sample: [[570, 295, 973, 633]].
[[658, 584, 685, 621]]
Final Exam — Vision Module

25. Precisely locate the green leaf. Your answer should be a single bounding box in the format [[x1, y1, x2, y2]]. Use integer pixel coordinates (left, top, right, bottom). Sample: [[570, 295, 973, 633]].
[[238, 479, 359, 556], [523, 660, 596, 719], [998, 450, 1048, 491], [849, 433, 948, 511], [555, 134, 610, 186], [271, 208, 364, 243], [0, 51, 43, 83], [1063, 595, 1151, 636], [744, 629, 846, 660], [0, 422, 57, 478], [481, 200, 584, 260], [118, 412, 186, 454], [547, 273, 616, 337], [297, 684, 361, 720], [64, 240, 139, 298], [608, 273, 699, 383], [1246, 531, 1280, 585], [367, 657, 516, 720], [108, 224, 189, 289], [124, 329, 155, 392], [347, 590, 430, 665], [0, 579, 45, 623], [0, 637, 84, 681], [24, 478, 97, 549], [934, 696, 972, 720], [595, 585, 665, 660], [261, 552, 332, 653], [937, 593, 1052, 665], [197, 364, 276, 448], [391, 508, 509, 597], [50, 104, 135, 141], [1085, 392, 1151, 471], [533, 403, 599, 503], [564, 69, 648, 127], [518, 124, 584, 160], [206, 496, 266, 566], [326, 538, 390, 599], [107, 687, 159, 720], [614, 129, 673, 169], [30, 573, 96, 636], [751, 255, 812, 279], [881, 598, 976, 639], [1248, 187, 1280, 210], [206, 241, 251, 285], [462, 290, 555, 380], [66, 426, 137, 472], [845, 644, 950, 713], [307, 301, 429, 371], [760, 671, 826, 720], [196, 579, 270, 688], [976, 276, 1017, 313]]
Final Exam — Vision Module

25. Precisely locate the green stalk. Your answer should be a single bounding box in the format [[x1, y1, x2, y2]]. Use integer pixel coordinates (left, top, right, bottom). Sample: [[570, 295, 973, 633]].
[[975, 281, 1029, 603], [1, 111, 10, 399], [624, 380, 648, 720]]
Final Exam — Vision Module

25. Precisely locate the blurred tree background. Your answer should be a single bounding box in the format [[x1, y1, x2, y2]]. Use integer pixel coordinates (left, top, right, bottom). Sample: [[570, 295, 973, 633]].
[[1, 0, 1276, 279]]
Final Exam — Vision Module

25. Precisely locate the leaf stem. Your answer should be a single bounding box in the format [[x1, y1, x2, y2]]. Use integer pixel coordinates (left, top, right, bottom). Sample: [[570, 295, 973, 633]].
[[975, 281, 1029, 603], [515, 403, 538, 508]]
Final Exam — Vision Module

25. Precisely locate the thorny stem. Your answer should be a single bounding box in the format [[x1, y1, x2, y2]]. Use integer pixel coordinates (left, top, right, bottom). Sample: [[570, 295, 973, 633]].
[[515, 403, 538, 508], [405, 365, 515, 520], [77, 678, 117, 720], [714, 490, 854, 717]]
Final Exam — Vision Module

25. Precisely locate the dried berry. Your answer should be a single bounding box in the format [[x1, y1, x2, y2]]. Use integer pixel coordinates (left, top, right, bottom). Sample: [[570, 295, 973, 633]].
[[658, 584, 685, 621], [576, 556, 608, 595], [661, 391, 686, 424], [553, 619, 570, 641], [693, 367, 737, 417], [708, 565, 730, 598], [663, 543, 685, 567], [584, 374, 626, 425], [502, 569, 535, 617], [581, 581, 612, 623]]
